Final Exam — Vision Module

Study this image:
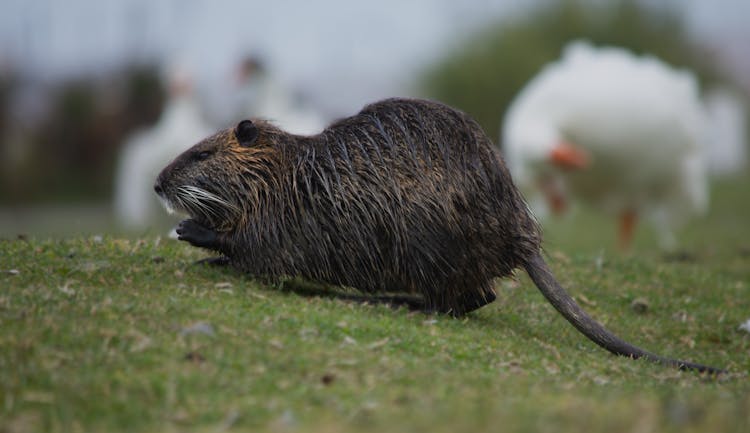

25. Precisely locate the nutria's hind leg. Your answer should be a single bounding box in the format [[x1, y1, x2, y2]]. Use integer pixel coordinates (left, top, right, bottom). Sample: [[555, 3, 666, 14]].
[[428, 282, 497, 317], [462, 288, 497, 315]]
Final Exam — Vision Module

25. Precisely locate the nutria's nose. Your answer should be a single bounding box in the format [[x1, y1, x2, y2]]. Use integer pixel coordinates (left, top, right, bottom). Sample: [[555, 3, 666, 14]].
[[154, 181, 164, 196]]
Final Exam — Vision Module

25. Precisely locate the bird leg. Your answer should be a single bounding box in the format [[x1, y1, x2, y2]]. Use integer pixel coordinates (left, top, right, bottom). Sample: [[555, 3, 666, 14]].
[[618, 209, 637, 250], [539, 176, 568, 215]]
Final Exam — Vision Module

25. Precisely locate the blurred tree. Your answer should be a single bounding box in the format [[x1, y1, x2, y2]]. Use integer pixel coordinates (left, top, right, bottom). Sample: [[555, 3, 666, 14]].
[[0, 72, 12, 140], [34, 81, 101, 201], [124, 65, 165, 128], [422, 0, 721, 143], [0, 64, 165, 204]]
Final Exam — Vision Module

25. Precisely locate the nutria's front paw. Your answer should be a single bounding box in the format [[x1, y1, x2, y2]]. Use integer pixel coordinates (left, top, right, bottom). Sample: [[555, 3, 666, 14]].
[[176, 219, 219, 249]]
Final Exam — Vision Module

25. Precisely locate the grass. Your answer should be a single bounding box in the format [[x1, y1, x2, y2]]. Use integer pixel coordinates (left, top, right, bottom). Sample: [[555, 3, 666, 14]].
[[1, 176, 749, 433]]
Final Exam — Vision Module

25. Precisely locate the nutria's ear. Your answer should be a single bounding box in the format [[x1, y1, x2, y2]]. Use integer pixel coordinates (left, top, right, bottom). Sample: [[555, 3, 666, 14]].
[[235, 120, 259, 147]]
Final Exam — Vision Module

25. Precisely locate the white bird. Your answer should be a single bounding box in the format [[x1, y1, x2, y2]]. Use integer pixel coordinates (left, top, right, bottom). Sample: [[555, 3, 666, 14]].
[[114, 68, 212, 230], [502, 41, 709, 249]]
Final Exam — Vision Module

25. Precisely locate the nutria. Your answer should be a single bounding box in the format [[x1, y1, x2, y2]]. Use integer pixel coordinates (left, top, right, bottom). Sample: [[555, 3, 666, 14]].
[[154, 97, 722, 374]]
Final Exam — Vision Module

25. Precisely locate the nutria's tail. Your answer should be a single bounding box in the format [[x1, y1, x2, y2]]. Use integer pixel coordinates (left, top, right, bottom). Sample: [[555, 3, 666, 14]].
[[524, 253, 724, 375]]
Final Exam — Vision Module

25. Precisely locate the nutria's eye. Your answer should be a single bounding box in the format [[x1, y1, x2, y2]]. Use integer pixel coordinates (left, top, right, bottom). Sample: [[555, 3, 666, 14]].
[[194, 150, 212, 161], [235, 120, 259, 147]]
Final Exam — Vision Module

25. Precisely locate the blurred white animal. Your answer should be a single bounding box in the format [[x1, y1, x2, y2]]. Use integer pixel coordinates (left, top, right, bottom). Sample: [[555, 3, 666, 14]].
[[502, 41, 708, 249], [234, 57, 325, 136], [114, 68, 211, 230]]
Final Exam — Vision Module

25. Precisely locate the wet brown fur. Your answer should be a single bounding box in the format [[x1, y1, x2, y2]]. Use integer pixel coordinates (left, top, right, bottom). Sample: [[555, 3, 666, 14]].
[[155, 98, 722, 373], [157, 98, 540, 315]]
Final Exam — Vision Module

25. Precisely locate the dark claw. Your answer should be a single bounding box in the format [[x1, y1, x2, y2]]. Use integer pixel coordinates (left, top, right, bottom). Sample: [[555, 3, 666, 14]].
[[176, 219, 219, 249]]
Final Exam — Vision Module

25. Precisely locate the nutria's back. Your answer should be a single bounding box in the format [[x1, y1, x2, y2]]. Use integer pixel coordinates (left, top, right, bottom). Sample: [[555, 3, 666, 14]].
[[157, 98, 541, 314]]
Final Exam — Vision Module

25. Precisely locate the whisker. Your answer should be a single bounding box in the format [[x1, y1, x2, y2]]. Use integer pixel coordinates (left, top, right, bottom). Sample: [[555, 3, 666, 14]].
[[174, 185, 241, 223], [181, 186, 239, 211]]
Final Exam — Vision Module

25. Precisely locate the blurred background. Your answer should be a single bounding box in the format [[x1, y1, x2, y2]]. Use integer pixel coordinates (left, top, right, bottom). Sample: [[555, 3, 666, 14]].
[[0, 0, 747, 240]]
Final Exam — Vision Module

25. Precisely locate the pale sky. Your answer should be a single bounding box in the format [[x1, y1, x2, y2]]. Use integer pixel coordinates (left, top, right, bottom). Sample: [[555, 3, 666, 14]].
[[0, 0, 747, 114]]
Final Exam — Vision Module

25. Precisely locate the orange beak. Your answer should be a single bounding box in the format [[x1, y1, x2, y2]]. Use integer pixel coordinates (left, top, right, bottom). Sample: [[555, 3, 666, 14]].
[[549, 141, 590, 170]]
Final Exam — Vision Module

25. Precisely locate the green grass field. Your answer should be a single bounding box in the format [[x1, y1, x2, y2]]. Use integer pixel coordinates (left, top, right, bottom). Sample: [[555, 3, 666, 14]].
[[1, 176, 749, 433]]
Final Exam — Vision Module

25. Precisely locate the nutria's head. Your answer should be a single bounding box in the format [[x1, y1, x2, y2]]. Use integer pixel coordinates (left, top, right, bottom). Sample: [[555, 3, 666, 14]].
[[154, 119, 287, 232]]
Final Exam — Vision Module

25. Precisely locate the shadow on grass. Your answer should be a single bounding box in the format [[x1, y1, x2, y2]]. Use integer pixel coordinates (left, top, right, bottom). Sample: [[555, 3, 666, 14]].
[[189, 256, 429, 313]]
